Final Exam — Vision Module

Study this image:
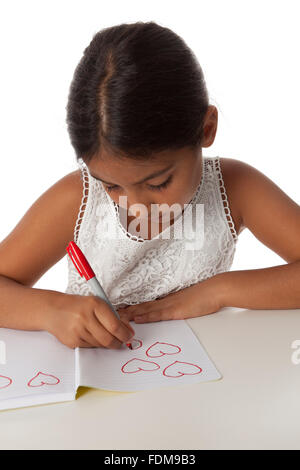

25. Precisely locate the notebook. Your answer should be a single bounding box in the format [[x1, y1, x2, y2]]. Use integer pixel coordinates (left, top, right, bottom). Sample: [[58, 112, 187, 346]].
[[0, 319, 222, 411]]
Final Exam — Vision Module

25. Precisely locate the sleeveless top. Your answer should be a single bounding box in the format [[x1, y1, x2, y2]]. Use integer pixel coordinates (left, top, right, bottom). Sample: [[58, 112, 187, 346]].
[[64, 156, 239, 309]]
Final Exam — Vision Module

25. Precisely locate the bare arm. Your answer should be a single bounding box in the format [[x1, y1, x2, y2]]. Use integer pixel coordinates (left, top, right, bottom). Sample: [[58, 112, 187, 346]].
[[0, 169, 83, 330], [0, 276, 68, 330], [217, 262, 300, 310], [217, 158, 300, 310]]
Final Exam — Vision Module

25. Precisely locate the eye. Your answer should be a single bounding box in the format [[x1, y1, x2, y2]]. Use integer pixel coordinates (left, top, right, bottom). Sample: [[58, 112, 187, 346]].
[[147, 174, 173, 191], [104, 174, 174, 192], [105, 184, 120, 192]]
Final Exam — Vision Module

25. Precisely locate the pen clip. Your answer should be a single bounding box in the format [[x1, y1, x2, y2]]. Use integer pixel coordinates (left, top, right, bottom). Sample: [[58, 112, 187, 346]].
[[66, 243, 84, 278]]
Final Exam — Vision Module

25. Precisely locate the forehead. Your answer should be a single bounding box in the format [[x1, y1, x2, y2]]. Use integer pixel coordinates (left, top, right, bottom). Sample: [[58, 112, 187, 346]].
[[87, 146, 195, 181]]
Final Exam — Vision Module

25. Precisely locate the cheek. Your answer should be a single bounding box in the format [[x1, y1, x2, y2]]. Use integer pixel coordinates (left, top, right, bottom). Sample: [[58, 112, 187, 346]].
[[152, 186, 189, 217], [166, 180, 191, 205]]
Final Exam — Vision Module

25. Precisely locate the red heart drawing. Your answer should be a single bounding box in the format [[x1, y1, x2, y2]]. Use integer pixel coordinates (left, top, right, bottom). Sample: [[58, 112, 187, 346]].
[[130, 339, 142, 350], [121, 358, 160, 374], [27, 372, 60, 388], [163, 361, 202, 378], [0, 375, 12, 389], [146, 341, 181, 358]]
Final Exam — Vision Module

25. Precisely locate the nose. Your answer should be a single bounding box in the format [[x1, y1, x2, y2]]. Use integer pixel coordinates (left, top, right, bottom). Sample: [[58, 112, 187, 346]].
[[127, 201, 150, 219], [114, 196, 146, 216], [117, 187, 164, 220]]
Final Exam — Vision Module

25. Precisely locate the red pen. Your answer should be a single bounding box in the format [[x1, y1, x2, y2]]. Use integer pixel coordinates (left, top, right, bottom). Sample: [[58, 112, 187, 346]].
[[66, 241, 133, 350]]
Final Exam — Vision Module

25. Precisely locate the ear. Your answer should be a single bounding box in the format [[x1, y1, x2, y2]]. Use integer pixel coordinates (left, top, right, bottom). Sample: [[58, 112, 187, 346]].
[[201, 105, 218, 148]]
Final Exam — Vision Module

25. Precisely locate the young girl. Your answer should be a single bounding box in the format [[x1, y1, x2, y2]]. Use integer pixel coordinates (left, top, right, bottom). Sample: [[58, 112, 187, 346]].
[[1, 21, 300, 350]]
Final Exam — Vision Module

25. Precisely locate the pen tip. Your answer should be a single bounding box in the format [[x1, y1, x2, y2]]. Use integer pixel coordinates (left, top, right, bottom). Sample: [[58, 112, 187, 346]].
[[126, 343, 133, 350]]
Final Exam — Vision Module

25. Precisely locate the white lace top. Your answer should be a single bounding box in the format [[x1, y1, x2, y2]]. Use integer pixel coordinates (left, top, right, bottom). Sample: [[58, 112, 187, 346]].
[[64, 156, 239, 308]]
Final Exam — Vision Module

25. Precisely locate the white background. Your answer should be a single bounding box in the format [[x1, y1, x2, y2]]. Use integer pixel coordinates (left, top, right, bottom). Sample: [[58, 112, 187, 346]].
[[0, 0, 299, 293]]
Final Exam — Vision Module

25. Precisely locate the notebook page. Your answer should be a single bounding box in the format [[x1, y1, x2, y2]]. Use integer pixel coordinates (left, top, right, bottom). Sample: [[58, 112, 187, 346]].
[[77, 319, 222, 392], [0, 329, 76, 411]]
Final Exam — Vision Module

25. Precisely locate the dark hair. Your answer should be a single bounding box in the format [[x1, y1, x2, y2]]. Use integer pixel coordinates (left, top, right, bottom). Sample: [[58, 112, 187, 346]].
[[66, 21, 210, 164]]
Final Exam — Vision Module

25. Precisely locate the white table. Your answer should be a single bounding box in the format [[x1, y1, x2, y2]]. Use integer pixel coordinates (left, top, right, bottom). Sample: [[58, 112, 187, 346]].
[[0, 306, 299, 450]]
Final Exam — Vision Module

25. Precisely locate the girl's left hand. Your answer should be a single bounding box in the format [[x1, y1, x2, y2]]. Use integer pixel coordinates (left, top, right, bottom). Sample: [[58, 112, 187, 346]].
[[117, 274, 225, 323]]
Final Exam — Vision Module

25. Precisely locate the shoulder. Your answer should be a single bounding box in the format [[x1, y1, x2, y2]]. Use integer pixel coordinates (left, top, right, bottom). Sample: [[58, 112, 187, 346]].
[[217, 156, 281, 236], [218, 156, 275, 234], [217, 157, 247, 235], [58, 168, 84, 190], [41, 169, 84, 219], [61, 168, 84, 193], [219, 155, 281, 219], [219, 156, 300, 263], [48, 168, 86, 234], [0, 168, 85, 286]]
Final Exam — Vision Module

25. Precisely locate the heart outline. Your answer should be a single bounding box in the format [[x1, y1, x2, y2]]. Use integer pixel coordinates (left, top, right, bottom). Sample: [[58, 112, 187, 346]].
[[163, 360, 202, 378], [0, 375, 12, 389], [146, 341, 181, 358], [27, 372, 60, 388], [121, 358, 160, 374]]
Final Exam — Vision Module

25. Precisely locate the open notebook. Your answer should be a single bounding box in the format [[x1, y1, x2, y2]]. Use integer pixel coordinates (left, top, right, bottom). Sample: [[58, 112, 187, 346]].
[[0, 319, 222, 411]]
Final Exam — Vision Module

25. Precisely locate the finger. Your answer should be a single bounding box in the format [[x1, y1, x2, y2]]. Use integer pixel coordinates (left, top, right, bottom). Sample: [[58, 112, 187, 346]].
[[118, 300, 162, 320], [134, 311, 163, 323], [80, 328, 105, 348], [134, 308, 179, 323], [134, 313, 161, 323], [87, 313, 124, 349], [118, 301, 155, 316], [91, 300, 134, 346], [77, 338, 96, 348], [118, 306, 138, 321], [119, 316, 135, 335], [119, 310, 135, 322]]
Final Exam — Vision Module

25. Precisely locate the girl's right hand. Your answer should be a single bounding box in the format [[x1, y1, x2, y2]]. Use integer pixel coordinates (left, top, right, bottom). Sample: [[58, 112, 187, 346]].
[[44, 293, 135, 349]]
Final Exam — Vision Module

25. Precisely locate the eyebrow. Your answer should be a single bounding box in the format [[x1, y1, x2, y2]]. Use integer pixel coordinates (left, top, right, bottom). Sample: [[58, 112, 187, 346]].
[[89, 163, 175, 186]]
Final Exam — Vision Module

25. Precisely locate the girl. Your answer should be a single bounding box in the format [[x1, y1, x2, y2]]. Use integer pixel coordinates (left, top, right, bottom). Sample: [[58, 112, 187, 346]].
[[0, 21, 300, 350]]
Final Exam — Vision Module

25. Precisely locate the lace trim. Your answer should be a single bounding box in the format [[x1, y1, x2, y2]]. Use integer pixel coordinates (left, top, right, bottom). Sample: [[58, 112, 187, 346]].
[[110, 157, 206, 243], [113, 202, 148, 242], [74, 158, 90, 244], [214, 157, 238, 242]]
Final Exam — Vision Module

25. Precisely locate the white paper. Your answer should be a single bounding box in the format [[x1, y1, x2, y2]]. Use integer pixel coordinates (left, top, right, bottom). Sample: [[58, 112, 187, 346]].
[[77, 319, 222, 392], [0, 329, 75, 411], [0, 320, 222, 411]]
